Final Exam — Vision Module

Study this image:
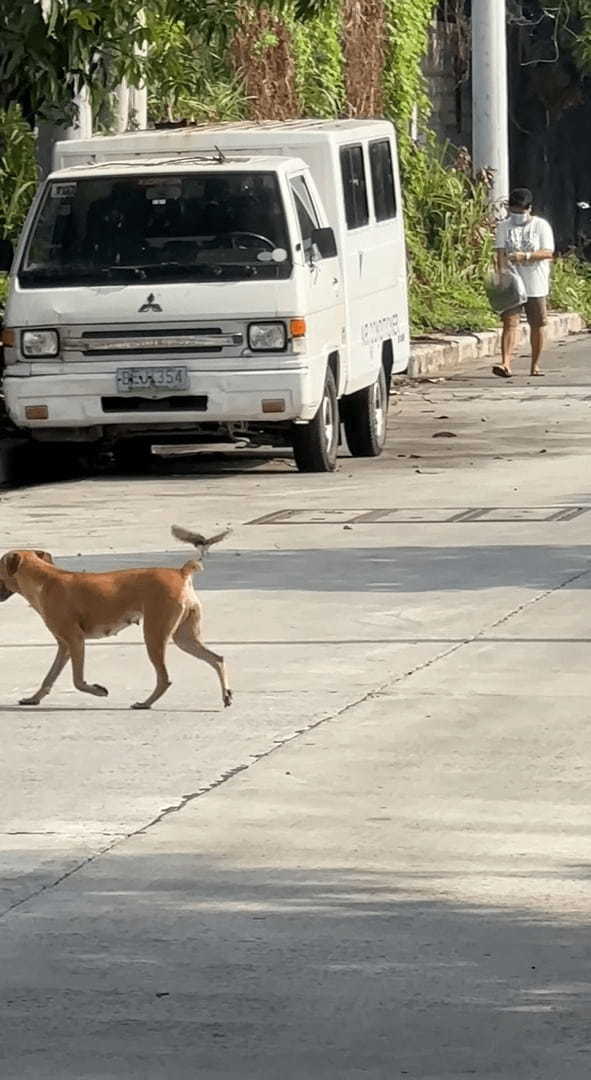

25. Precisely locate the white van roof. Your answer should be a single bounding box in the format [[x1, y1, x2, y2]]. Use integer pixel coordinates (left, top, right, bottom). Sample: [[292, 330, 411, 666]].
[[48, 154, 307, 182], [53, 119, 395, 171]]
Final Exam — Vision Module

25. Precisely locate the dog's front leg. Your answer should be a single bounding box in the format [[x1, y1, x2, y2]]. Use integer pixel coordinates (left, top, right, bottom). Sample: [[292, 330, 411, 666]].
[[69, 634, 108, 699], [19, 642, 69, 706]]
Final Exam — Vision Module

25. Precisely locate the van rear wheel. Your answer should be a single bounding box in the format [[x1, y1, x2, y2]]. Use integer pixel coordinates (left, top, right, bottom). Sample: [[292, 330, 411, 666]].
[[292, 369, 338, 473], [342, 365, 388, 457]]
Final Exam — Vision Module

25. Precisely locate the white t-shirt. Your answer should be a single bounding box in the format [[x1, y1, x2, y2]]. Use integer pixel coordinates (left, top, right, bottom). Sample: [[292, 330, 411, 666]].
[[495, 215, 555, 298]]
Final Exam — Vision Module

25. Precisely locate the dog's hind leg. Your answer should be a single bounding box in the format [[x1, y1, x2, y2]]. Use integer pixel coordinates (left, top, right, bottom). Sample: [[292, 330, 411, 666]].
[[132, 605, 182, 710], [19, 641, 70, 706], [173, 610, 233, 707], [68, 633, 108, 698]]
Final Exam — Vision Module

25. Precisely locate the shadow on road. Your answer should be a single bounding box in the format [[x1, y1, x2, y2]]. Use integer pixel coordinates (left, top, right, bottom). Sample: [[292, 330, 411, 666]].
[[58, 545, 591, 593], [0, 857, 589, 1077]]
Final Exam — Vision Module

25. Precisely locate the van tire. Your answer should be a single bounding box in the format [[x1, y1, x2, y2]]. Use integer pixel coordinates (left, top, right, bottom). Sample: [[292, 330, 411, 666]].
[[342, 365, 388, 458], [292, 369, 338, 473]]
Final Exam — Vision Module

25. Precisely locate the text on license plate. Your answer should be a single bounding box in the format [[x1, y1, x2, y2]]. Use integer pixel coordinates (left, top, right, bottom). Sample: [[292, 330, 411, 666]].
[[116, 366, 189, 392]]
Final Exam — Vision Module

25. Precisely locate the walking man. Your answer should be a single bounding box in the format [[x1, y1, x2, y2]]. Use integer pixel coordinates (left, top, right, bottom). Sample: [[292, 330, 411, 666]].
[[493, 188, 555, 378]]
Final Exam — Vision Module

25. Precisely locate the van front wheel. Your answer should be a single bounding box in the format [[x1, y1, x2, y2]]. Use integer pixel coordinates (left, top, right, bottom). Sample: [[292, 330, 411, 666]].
[[292, 369, 338, 473], [342, 365, 388, 457]]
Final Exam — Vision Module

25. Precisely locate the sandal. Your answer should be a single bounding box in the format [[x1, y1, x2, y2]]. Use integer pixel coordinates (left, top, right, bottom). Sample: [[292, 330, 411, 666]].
[[530, 370, 545, 377], [492, 365, 512, 379]]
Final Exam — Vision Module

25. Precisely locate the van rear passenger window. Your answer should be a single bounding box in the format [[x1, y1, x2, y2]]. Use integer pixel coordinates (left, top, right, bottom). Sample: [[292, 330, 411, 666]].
[[370, 139, 397, 221], [340, 145, 369, 230]]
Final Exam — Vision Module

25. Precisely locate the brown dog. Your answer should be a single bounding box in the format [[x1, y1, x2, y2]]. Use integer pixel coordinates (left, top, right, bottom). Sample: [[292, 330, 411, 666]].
[[0, 526, 232, 710]]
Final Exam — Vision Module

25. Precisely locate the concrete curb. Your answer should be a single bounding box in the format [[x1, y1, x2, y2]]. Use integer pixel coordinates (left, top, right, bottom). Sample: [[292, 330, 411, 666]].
[[408, 311, 586, 379]]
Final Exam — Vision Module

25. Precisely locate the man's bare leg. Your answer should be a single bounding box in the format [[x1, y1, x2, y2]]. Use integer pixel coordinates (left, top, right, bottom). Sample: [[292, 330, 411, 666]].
[[530, 325, 545, 375], [500, 317, 519, 374]]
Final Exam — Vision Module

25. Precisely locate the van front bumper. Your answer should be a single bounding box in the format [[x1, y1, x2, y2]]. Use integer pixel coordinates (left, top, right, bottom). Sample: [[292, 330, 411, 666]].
[[4, 363, 324, 431]]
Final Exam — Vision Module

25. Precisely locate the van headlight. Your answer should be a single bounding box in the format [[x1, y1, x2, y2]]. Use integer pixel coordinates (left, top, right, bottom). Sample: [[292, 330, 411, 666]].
[[21, 329, 60, 358], [248, 322, 287, 352]]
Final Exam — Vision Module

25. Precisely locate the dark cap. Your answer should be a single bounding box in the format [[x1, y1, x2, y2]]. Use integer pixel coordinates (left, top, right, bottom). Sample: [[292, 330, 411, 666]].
[[509, 187, 533, 209]]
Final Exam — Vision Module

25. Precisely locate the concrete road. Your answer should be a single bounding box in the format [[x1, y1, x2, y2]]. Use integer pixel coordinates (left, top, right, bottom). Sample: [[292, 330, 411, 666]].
[[1, 335, 591, 1077]]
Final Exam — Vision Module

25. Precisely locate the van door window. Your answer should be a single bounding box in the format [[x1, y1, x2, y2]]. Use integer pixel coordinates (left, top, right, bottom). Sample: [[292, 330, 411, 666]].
[[369, 139, 398, 221], [289, 175, 320, 254], [340, 145, 369, 230]]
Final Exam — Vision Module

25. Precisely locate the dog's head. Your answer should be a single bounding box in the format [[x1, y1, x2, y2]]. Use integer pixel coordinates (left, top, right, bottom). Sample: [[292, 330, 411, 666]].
[[0, 549, 54, 601]]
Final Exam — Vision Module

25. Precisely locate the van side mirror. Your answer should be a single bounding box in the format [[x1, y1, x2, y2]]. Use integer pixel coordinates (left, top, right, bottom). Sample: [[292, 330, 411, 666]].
[[0, 237, 14, 273], [310, 227, 337, 259]]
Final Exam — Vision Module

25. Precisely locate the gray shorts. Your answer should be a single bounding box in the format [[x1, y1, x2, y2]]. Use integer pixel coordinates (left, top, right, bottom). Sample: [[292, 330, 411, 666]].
[[502, 297, 548, 329]]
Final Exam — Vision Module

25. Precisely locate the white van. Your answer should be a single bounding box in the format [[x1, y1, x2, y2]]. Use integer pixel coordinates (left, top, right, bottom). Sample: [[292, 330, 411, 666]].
[[1, 120, 410, 472]]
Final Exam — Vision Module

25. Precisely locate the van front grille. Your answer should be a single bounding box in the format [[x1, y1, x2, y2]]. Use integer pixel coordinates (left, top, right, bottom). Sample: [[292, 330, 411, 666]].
[[65, 328, 243, 356]]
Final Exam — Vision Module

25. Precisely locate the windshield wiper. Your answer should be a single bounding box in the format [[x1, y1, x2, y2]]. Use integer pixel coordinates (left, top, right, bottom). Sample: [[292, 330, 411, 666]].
[[19, 264, 147, 284], [19, 258, 287, 287], [135, 262, 213, 277]]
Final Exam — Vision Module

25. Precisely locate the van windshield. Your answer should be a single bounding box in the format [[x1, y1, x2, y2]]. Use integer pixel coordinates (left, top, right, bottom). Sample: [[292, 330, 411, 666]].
[[19, 171, 293, 287]]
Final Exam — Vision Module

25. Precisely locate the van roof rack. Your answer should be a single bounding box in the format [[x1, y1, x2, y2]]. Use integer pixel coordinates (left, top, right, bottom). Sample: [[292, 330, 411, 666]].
[[63, 151, 245, 171]]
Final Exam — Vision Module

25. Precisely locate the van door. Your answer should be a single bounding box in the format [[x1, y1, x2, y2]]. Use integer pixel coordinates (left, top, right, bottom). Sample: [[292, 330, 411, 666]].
[[338, 138, 409, 393], [288, 173, 345, 394], [367, 136, 410, 374]]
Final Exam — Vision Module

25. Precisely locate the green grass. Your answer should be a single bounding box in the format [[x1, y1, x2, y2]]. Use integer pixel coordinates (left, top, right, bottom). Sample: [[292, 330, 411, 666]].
[[550, 255, 591, 324], [404, 141, 499, 335]]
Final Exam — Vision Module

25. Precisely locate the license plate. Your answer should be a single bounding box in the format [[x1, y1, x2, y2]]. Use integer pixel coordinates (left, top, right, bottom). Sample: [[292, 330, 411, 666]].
[[116, 366, 189, 392]]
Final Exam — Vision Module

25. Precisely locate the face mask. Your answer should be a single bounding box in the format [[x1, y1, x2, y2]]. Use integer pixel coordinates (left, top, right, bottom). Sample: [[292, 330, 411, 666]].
[[510, 211, 530, 226]]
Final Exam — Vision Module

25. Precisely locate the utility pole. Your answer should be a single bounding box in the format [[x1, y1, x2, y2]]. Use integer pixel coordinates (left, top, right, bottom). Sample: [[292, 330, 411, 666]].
[[66, 84, 93, 141], [472, 0, 510, 208], [114, 9, 148, 133]]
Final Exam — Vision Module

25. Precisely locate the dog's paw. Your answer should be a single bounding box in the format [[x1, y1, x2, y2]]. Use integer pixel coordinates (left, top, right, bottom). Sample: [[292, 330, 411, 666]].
[[19, 696, 40, 707], [223, 689, 233, 708], [132, 701, 151, 710]]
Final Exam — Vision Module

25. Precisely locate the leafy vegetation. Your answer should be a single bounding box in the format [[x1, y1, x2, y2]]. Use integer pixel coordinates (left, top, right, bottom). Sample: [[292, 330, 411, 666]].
[[144, 8, 244, 124], [0, 105, 37, 242], [383, 0, 434, 156], [404, 140, 498, 334], [0, 104, 37, 319], [379, 0, 497, 333], [291, 0, 344, 117], [550, 254, 591, 324], [0, 0, 147, 124]]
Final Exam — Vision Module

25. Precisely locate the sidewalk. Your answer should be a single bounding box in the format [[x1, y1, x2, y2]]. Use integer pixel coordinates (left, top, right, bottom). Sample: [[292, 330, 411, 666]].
[[409, 310, 585, 378]]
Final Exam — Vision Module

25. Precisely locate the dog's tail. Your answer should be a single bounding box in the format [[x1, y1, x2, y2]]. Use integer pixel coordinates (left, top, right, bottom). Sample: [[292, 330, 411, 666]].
[[171, 524, 231, 556], [181, 558, 204, 578]]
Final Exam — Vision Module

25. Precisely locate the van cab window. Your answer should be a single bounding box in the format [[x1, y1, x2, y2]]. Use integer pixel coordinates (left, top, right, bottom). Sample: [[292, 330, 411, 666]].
[[289, 175, 319, 253], [340, 145, 369, 230], [369, 139, 397, 221], [19, 171, 293, 287]]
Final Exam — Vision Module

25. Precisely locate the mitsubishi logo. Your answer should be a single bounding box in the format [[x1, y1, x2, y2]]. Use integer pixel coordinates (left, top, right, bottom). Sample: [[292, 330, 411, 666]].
[[139, 292, 162, 313]]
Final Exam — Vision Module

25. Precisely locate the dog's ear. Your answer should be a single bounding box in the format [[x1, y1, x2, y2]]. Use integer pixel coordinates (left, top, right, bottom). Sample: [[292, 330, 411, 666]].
[[5, 552, 22, 577], [35, 550, 54, 565]]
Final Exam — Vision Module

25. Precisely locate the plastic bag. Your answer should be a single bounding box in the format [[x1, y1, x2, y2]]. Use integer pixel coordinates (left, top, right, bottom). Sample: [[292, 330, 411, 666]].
[[485, 264, 528, 314]]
